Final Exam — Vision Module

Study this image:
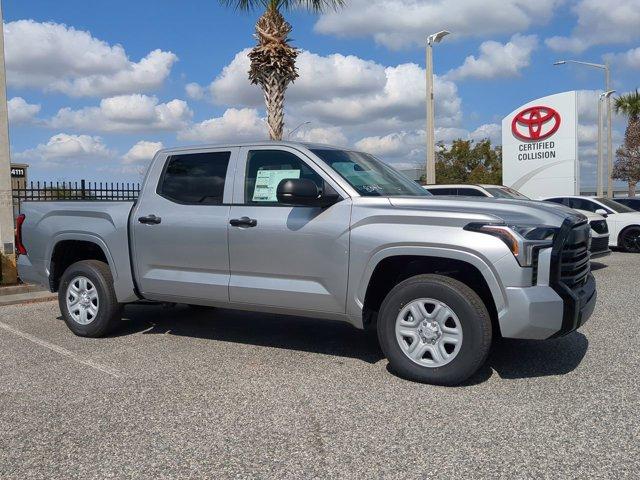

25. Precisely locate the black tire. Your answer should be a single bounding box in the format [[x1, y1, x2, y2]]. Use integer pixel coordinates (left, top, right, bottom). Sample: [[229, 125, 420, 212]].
[[619, 226, 640, 253], [377, 274, 492, 386], [58, 260, 123, 337]]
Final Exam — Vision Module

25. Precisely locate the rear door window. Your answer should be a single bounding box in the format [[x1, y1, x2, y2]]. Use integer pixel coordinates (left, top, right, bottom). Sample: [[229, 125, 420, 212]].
[[159, 151, 231, 205]]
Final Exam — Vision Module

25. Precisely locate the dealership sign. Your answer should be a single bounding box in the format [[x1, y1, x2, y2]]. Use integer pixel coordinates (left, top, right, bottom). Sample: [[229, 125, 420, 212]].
[[502, 91, 578, 198]]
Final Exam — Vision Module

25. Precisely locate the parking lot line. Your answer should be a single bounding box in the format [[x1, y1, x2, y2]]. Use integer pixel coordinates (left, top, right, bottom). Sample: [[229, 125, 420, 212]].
[[0, 320, 122, 378]]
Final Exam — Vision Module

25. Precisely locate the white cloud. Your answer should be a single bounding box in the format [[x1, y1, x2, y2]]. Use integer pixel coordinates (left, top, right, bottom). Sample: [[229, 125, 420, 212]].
[[122, 141, 163, 165], [185, 82, 206, 100], [291, 126, 348, 146], [315, 0, 561, 49], [48, 94, 192, 133], [209, 49, 386, 107], [546, 0, 640, 53], [4, 20, 177, 97], [447, 34, 538, 80], [470, 123, 502, 143], [7, 97, 41, 124], [205, 49, 462, 131], [606, 46, 640, 69], [355, 131, 425, 159], [14, 133, 113, 165], [178, 108, 267, 142]]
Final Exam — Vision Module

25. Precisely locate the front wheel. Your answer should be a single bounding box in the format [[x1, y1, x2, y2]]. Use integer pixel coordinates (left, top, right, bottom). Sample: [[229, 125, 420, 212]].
[[620, 226, 640, 253], [377, 274, 492, 386], [58, 260, 123, 337]]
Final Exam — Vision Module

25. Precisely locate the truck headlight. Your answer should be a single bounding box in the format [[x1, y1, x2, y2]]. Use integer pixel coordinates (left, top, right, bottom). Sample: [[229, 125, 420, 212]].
[[464, 223, 558, 267]]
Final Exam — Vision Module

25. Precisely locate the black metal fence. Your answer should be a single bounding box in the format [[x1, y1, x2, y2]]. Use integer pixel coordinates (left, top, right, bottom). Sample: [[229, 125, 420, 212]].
[[12, 179, 141, 217]]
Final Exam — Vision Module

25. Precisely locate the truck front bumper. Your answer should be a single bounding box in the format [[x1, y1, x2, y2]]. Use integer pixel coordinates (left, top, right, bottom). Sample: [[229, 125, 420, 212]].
[[498, 273, 596, 340]]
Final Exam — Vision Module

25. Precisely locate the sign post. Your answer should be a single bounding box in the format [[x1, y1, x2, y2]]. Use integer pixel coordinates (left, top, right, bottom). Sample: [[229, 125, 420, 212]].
[[0, 1, 18, 284], [502, 91, 579, 199]]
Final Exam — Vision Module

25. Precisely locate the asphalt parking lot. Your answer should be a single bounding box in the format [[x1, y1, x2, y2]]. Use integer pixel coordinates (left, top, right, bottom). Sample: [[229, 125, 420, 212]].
[[1, 253, 639, 479]]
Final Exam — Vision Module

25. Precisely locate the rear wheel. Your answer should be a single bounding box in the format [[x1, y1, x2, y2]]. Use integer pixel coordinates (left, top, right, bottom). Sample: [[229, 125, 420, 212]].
[[620, 226, 640, 253], [377, 274, 492, 386], [58, 260, 123, 337]]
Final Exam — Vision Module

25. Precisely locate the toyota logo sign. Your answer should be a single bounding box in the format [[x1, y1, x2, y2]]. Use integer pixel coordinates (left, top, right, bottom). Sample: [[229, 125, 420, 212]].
[[511, 106, 561, 141]]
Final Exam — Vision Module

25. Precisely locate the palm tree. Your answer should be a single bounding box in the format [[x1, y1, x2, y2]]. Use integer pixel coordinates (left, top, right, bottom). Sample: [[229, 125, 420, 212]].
[[220, 0, 344, 140], [615, 89, 640, 150], [613, 90, 640, 194]]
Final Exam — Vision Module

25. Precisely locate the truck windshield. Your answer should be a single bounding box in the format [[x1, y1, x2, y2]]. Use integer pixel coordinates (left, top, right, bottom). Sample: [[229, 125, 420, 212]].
[[311, 149, 430, 197]]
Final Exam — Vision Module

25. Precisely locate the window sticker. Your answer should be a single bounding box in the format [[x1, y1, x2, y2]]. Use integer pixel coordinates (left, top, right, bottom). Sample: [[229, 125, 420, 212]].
[[252, 169, 301, 202]]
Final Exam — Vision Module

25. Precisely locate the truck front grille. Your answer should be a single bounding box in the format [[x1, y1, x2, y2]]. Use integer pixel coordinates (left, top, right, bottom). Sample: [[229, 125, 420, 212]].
[[558, 222, 591, 290], [549, 217, 596, 337], [589, 219, 608, 235]]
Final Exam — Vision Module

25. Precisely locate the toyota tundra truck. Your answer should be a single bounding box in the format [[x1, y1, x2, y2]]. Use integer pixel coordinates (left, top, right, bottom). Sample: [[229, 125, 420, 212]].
[[16, 142, 597, 385]]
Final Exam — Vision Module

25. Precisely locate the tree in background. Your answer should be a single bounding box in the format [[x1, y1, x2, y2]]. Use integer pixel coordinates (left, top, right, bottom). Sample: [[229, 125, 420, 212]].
[[612, 143, 640, 196], [613, 90, 640, 196], [220, 0, 345, 140], [429, 139, 502, 185]]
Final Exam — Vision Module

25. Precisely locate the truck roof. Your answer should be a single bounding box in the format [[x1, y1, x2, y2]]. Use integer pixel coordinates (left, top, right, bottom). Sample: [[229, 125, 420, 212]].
[[157, 141, 346, 155], [424, 184, 507, 189]]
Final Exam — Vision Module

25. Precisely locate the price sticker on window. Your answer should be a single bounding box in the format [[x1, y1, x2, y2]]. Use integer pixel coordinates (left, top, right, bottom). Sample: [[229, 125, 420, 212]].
[[252, 169, 300, 202]]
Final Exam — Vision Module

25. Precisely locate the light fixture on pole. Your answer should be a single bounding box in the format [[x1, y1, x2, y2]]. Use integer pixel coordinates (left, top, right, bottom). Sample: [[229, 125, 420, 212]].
[[287, 121, 311, 139], [554, 59, 613, 196], [425, 30, 450, 185]]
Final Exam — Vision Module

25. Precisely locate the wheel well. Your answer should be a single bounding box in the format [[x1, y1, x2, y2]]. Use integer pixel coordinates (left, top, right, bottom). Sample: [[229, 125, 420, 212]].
[[617, 224, 640, 245], [49, 240, 109, 292], [363, 255, 498, 330]]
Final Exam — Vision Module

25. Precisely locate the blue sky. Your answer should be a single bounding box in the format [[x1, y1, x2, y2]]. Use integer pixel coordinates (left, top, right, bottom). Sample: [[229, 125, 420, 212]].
[[4, 0, 640, 185]]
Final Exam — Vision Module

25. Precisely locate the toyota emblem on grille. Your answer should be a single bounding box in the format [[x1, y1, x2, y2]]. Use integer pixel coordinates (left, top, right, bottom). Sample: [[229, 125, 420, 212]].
[[511, 106, 561, 141]]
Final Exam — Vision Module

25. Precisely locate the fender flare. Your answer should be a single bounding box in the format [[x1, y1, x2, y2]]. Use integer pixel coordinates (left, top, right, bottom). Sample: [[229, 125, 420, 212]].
[[355, 245, 507, 314], [46, 233, 119, 280]]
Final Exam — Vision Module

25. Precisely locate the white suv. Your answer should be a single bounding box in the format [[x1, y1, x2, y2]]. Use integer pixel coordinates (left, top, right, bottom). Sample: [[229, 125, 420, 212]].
[[544, 196, 640, 252], [424, 185, 611, 258]]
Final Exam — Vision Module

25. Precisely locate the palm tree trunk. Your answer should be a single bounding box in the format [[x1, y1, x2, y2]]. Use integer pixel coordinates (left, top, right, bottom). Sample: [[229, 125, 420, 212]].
[[248, 5, 299, 141], [262, 73, 287, 140], [629, 180, 637, 197]]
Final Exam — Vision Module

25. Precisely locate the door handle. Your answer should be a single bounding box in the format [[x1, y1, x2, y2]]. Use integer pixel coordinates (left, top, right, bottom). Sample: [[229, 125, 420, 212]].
[[138, 214, 162, 225], [229, 216, 257, 227]]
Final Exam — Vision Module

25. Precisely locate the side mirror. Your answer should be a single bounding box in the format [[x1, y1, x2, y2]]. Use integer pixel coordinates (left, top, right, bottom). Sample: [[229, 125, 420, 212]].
[[595, 208, 609, 217], [277, 178, 339, 208]]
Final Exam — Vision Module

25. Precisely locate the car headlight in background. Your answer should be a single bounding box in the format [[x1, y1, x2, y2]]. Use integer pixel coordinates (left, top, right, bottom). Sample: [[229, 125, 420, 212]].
[[464, 223, 558, 267]]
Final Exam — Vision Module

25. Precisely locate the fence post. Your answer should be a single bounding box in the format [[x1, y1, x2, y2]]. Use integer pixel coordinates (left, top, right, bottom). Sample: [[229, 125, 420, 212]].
[[81, 179, 86, 200]]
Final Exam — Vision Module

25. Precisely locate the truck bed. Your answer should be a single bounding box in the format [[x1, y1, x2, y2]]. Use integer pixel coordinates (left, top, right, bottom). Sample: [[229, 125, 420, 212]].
[[17, 201, 139, 303]]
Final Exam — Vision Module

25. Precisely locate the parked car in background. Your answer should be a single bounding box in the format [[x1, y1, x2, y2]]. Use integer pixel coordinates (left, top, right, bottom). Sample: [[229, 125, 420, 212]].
[[424, 184, 529, 200], [611, 197, 640, 211], [544, 196, 640, 253], [16, 142, 598, 386], [424, 184, 610, 258]]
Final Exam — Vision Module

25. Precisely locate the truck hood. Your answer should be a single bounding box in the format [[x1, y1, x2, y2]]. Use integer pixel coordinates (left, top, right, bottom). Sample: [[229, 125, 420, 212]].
[[387, 196, 584, 227]]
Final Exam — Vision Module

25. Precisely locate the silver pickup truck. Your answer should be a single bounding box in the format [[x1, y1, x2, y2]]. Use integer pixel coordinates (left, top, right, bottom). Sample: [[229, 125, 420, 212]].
[[17, 142, 597, 385]]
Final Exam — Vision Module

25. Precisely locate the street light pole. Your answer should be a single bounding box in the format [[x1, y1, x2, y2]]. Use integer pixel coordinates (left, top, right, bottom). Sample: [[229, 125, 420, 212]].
[[605, 65, 614, 197], [0, 0, 18, 284], [597, 93, 604, 197], [425, 30, 450, 185], [554, 59, 613, 197]]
